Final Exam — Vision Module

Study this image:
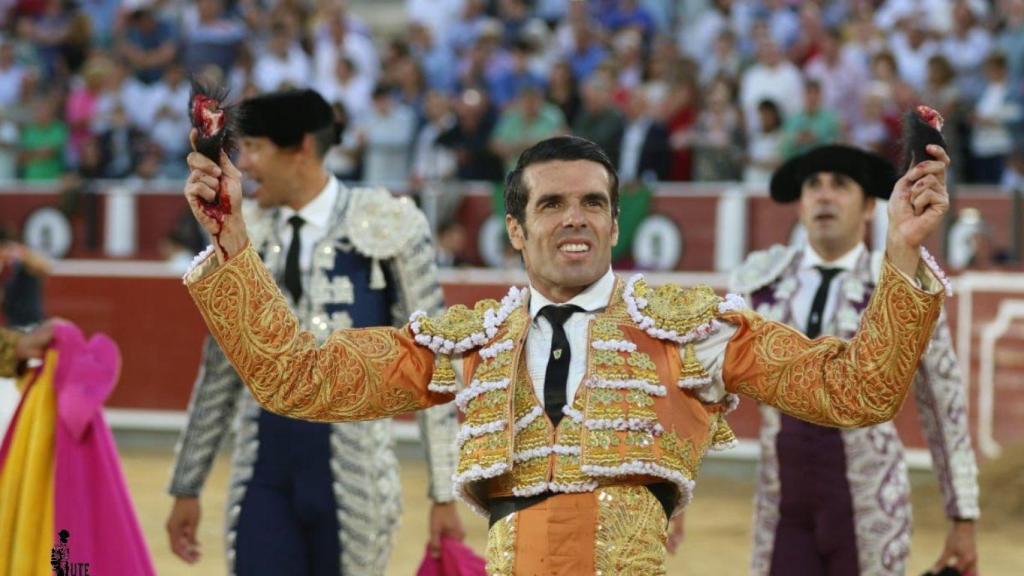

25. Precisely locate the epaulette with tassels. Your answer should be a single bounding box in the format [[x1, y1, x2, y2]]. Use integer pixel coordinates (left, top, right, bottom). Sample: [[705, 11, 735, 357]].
[[623, 275, 746, 391], [409, 286, 528, 394]]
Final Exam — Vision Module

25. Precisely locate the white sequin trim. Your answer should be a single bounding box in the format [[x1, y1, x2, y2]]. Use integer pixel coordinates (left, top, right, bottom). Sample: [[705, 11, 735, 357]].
[[677, 375, 713, 390], [562, 405, 584, 423], [919, 246, 953, 296], [427, 382, 458, 394], [480, 339, 515, 359], [452, 462, 510, 517], [512, 444, 581, 464], [182, 244, 216, 284], [718, 293, 748, 313], [455, 419, 506, 448], [514, 406, 544, 433], [587, 378, 668, 397], [581, 461, 696, 509], [511, 482, 550, 497], [511, 480, 598, 497], [591, 339, 638, 352], [623, 274, 721, 344], [584, 418, 664, 435], [455, 379, 509, 411]]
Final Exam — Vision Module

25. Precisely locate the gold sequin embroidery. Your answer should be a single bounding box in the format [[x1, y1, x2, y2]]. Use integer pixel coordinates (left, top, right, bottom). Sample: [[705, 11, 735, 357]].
[[594, 486, 667, 575], [485, 514, 517, 575]]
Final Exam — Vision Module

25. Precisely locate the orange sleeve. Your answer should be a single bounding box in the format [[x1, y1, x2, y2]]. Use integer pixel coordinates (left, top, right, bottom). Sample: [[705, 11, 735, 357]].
[[721, 256, 944, 428], [186, 246, 447, 422]]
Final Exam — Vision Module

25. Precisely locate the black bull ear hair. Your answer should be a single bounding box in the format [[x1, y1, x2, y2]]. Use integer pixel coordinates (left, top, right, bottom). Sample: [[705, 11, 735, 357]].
[[900, 105, 946, 173], [189, 78, 237, 162]]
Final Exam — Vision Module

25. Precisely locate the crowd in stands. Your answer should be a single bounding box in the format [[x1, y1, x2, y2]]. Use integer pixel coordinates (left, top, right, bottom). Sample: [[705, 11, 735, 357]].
[[1, 0, 1023, 191]]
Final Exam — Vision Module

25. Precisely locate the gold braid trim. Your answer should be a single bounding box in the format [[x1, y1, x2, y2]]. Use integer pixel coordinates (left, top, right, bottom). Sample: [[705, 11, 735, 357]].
[[723, 257, 944, 428], [187, 245, 437, 422], [0, 328, 19, 378]]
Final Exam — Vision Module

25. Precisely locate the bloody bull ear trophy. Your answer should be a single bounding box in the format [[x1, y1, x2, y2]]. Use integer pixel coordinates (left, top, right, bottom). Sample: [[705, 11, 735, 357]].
[[188, 79, 238, 259], [188, 79, 237, 223], [901, 105, 947, 172]]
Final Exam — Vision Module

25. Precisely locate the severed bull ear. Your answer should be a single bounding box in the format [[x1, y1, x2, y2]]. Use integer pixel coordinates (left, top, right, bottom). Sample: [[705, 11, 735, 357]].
[[900, 105, 946, 173], [189, 78, 237, 162]]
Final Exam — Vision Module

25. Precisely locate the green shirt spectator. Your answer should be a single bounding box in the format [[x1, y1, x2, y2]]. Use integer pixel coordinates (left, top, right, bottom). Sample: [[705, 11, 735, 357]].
[[780, 80, 840, 159], [19, 97, 68, 181], [491, 86, 567, 173]]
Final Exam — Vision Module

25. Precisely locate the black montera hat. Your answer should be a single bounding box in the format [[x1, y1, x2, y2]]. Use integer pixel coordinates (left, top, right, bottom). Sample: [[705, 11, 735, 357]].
[[769, 144, 898, 203], [237, 89, 334, 148]]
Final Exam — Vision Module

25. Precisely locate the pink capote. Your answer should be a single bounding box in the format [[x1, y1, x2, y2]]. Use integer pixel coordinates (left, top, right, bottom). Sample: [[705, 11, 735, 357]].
[[50, 323, 154, 575], [415, 536, 486, 576]]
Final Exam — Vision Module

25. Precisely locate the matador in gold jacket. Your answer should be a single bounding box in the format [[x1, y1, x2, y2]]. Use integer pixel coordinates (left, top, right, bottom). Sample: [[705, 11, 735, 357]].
[[181, 135, 955, 574]]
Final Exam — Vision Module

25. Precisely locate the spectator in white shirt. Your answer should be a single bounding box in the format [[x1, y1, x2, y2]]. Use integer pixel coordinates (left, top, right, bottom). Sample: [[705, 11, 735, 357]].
[[406, 0, 465, 49], [148, 61, 191, 177], [0, 35, 25, 109], [940, 1, 992, 101], [969, 53, 1022, 183], [740, 39, 804, 132], [254, 21, 311, 93], [317, 55, 372, 119], [888, 20, 939, 91], [314, 12, 379, 96]]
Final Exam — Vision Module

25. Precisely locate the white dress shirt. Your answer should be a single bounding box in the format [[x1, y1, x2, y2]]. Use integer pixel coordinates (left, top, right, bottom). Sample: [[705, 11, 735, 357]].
[[454, 268, 735, 408], [277, 176, 340, 273], [791, 243, 866, 334]]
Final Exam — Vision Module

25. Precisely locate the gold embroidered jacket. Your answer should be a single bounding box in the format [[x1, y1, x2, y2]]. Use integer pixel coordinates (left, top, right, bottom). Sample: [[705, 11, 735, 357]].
[[0, 328, 19, 378], [186, 246, 945, 515]]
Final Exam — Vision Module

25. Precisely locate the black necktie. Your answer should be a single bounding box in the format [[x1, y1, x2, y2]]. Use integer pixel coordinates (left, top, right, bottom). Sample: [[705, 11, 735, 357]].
[[539, 304, 582, 427], [805, 266, 842, 339], [284, 215, 305, 303]]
